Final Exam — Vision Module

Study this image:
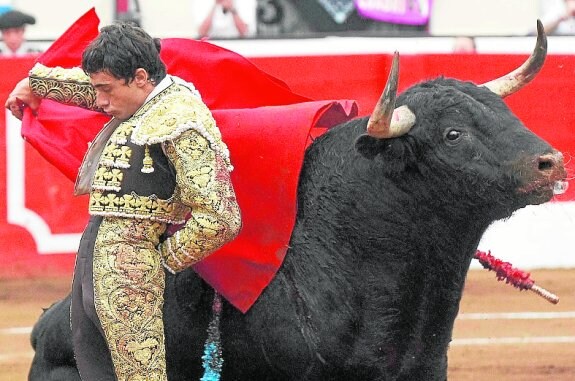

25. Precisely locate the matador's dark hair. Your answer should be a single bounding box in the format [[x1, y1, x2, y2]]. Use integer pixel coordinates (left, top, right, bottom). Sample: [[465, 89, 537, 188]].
[[81, 22, 166, 84]]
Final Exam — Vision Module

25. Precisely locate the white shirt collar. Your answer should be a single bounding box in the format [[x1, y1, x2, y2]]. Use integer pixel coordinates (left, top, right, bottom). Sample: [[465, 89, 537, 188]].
[[144, 75, 173, 103]]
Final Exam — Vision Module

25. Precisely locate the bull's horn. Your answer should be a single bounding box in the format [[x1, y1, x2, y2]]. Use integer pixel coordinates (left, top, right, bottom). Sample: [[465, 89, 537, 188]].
[[367, 52, 416, 139], [482, 19, 547, 98]]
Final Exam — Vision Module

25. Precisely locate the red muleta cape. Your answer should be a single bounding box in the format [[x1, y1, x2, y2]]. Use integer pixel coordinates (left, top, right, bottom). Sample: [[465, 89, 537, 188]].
[[21, 8, 358, 313]]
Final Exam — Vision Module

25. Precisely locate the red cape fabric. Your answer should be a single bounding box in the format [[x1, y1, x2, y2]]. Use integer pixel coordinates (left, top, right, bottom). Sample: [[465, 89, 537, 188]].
[[21, 8, 358, 312]]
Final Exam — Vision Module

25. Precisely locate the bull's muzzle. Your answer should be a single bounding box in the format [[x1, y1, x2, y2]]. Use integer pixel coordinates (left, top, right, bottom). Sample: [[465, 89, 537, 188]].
[[520, 150, 568, 196]]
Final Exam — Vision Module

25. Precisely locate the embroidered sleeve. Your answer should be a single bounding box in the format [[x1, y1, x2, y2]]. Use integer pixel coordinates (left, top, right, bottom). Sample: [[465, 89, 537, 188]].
[[159, 129, 241, 273], [29, 62, 101, 111]]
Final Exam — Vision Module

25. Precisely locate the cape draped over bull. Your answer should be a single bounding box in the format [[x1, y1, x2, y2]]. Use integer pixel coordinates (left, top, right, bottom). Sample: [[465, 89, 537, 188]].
[[27, 19, 567, 381], [20, 8, 358, 313]]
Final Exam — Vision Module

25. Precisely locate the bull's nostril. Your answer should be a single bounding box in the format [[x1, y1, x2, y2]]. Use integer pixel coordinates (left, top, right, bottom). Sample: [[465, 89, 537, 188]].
[[538, 159, 554, 171], [537, 152, 562, 172]]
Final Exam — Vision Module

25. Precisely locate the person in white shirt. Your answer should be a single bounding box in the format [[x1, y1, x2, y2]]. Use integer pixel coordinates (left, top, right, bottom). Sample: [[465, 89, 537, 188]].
[[197, 0, 254, 38], [540, 0, 575, 35]]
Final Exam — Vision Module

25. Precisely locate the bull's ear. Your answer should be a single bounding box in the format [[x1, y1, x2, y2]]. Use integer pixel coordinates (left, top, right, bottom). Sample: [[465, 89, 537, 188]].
[[355, 134, 386, 159]]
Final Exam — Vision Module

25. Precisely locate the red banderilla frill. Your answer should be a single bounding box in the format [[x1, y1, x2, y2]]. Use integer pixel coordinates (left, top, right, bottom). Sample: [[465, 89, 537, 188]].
[[474, 250, 559, 304]]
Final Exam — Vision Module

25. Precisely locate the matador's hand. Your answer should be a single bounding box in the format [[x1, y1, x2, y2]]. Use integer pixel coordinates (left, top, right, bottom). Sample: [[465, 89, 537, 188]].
[[4, 78, 41, 120]]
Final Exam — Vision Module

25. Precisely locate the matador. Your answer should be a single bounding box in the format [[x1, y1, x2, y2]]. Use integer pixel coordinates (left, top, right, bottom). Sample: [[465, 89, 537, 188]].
[[11, 23, 241, 380]]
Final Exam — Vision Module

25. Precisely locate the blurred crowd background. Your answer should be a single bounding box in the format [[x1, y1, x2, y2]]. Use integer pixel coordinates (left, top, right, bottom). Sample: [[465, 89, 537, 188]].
[[1, 0, 574, 50]]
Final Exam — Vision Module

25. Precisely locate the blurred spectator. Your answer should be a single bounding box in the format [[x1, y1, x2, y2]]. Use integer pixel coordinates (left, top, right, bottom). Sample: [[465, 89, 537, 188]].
[[452, 36, 476, 53], [540, 0, 575, 35], [114, 0, 142, 27], [0, 9, 42, 56], [198, 0, 256, 38]]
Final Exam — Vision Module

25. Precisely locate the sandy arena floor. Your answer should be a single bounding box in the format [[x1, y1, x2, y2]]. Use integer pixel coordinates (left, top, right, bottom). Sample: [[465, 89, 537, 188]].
[[1, 268, 573, 380]]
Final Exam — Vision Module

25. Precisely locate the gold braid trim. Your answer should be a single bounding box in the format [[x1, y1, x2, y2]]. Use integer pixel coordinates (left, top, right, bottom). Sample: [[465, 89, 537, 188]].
[[89, 191, 189, 225], [29, 63, 101, 111], [160, 130, 241, 272]]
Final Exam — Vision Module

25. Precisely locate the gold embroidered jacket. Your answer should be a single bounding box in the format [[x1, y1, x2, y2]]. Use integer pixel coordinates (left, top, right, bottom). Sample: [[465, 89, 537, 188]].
[[29, 63, 242, 272]]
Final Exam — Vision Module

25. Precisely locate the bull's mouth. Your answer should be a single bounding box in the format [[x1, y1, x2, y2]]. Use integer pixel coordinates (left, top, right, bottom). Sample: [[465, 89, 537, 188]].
[[517, 176, 568, 204], [553, 180, 570, 195]]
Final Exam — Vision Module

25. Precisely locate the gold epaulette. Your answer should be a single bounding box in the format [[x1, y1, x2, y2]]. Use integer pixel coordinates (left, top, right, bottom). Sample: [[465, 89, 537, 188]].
[[130, 83, 233, 171]]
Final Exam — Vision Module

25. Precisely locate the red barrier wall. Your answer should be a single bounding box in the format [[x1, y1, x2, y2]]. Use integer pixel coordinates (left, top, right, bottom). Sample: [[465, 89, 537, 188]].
[[1, 53, 574, 277]]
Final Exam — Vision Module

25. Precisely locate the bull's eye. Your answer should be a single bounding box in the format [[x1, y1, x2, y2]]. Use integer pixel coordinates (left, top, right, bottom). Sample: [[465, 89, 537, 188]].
[[445, 129, 462, 141]]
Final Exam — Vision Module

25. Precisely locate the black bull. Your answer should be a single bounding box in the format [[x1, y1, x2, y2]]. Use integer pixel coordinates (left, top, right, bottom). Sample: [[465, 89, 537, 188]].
[[29, 23, 567, 381]]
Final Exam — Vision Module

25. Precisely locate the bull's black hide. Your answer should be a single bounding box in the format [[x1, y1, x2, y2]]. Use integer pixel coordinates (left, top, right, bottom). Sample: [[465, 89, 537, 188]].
[[28, 45, 566, 381]]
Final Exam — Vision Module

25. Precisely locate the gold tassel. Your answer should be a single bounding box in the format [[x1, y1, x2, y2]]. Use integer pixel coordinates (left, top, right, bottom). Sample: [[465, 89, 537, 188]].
[[142, 145, 154, 173]]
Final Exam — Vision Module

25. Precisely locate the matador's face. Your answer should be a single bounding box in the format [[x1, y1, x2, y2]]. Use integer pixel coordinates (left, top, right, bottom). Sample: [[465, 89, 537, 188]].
[[90, 69, 151, 121]]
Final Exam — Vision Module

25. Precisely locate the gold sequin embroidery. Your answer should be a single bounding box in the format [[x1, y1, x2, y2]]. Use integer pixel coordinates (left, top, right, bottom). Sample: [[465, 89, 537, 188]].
[[93, 217, 168, 381], [29, 63, 101, 111], [92, 167, 124, 192], [89, 191, 189, 224], [101, 143, 132, 169], [160, 130, 241, 272]]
